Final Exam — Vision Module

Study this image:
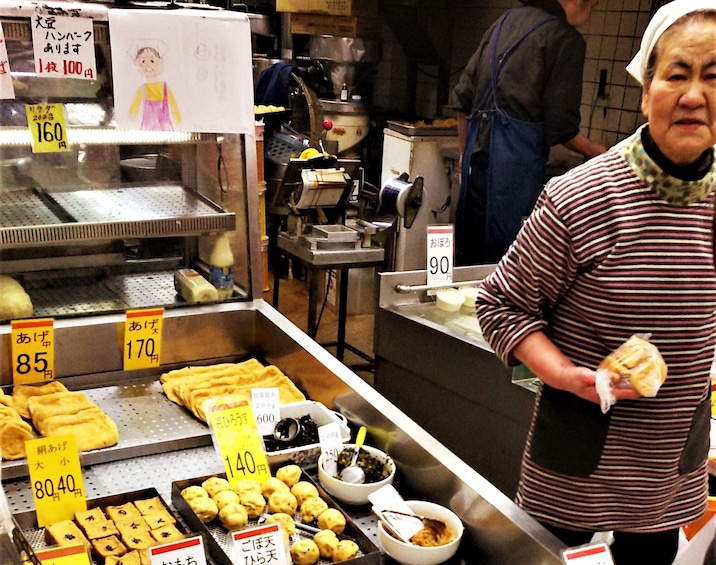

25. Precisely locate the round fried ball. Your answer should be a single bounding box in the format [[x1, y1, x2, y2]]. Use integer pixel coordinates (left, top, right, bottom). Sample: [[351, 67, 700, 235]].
[[268, 490, 298, 514], [313, 529, 339, 559], [317, 508, 346, 534], [233, 479, 262, 498], [202, 476, 231, 497], [264, 512, 296, 536], [239, 490, 266, 519], [300, 497, 328, 523], [212, 489, 240, 510], [290, 539, 320, 565], [189, 496, 218, 523], [218, 502, 248, 531], [332, 539, 359, 562], [181, 485, 209, 503], [276, 464, 302, 487], [291, 481, 319, 506], [261, 477, 290, 499]]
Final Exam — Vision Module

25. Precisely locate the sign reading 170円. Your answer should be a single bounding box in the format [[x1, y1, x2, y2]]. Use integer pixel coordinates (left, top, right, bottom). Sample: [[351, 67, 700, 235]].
[[123, 308, 164, 371]]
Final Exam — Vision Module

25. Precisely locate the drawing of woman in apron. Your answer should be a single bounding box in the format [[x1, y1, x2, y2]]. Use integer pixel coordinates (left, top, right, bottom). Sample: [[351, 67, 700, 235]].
[[129, 39, 182, 131]]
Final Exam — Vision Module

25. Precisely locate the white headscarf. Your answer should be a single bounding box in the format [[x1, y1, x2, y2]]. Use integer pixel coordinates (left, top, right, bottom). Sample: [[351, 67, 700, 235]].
[[626, 0, 716, 84]]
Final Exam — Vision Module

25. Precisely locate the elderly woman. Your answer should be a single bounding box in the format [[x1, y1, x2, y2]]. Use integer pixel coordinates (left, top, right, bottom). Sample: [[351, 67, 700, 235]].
[[475, 1, 716, 563]]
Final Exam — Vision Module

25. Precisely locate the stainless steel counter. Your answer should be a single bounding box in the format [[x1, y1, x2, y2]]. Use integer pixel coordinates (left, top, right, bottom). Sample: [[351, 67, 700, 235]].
[[1, 300, 564, 564], [374, 266, 536, 499]]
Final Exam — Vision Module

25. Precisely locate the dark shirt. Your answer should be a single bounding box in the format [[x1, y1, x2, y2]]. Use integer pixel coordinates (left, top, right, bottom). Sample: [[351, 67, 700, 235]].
[[449, 0, 586, 151]]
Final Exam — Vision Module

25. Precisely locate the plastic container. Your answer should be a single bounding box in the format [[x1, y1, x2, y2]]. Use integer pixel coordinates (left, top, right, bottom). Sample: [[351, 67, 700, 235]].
[[255, 122, 265, 183], [258, 180, 267, 238], [202, 233, 234, 300], [174, 268, 218, 303], [261, 235, 270, 293]]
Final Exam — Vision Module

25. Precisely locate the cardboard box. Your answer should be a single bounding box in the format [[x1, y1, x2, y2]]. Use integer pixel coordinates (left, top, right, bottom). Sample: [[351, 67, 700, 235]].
[[276, 0, 377, 17], [290, 13, 379, 37]]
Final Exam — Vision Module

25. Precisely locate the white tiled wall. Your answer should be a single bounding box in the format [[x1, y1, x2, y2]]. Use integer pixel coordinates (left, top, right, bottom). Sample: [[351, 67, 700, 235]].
[[372, 0, 655, 169]]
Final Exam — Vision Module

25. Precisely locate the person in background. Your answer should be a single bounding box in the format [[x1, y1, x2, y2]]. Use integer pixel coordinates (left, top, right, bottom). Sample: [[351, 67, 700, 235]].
[[474, 1, 716, 563], [450, 0, 606, 266]]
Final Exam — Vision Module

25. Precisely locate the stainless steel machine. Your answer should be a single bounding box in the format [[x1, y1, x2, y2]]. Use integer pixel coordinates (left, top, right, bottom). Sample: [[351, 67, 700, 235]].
[[0, 3, 568, 564]]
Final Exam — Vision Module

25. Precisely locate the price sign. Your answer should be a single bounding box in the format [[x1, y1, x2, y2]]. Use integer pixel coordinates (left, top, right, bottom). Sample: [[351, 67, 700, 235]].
[[205, 395, 271, 486], [11, 318, 55, 385], [31, 14, 97, 80], [251, 388, 280, 436], [36, 543, 91, 565], [562, 543, 614, 565], [149, 536, 207, 565], [123, 309, 163, 371], [25, 103, 70, 153], [26, 434, 86, 527], [318, 422, 345, 476], [426, 225, 454, 288], [0, 25, 14, 99], [232, 523, 288, 565]]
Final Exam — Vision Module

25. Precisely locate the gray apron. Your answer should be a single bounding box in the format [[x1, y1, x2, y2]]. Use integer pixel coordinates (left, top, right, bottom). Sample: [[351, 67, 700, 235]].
[[456, 11, 554, 265]]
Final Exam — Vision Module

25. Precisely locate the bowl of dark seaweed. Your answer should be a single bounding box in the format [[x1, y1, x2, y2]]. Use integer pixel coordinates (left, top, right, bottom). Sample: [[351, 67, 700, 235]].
[[318, 444, 395, 505]]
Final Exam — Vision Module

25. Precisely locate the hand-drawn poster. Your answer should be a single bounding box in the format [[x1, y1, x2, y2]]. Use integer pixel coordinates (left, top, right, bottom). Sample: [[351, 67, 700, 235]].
[[0, 23, 14, 99], [108, 9, 253, 134]]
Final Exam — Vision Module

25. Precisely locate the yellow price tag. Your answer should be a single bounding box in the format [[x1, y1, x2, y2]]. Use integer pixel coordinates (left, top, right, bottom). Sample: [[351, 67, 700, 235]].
[[36, 543, 91, 565], [124, 308, 163, 371], [25, 103, 70, 153], [11, 318, 55, 385], [205, 395, 271, 486], [25, 434, 86, 527]]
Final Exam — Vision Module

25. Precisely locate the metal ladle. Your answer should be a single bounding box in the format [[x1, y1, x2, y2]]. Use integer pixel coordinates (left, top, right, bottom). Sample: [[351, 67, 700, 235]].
[[339, 426, 367, 484]]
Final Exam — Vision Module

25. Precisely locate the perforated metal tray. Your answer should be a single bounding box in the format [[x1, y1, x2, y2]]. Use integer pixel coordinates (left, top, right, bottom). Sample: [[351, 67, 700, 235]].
[[0, 185, 235, 249], [172, 472, 382, 565], [1, 378, 212, 481]]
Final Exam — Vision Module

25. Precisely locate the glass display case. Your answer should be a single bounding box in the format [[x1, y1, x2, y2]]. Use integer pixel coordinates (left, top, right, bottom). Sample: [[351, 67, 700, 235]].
[[0, 1, 262, 321]]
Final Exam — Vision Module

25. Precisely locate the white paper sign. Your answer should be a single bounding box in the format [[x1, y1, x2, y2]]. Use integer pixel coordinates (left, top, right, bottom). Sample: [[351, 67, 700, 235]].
[[318, 421, 345, 476], [108, 9, 254, 134], [31, 14, 96, 80], [0, 24, 14, 99], [427, 225, 454, 288], [232, 523, 288, 565], [251, 388, 280, 436], [149, 535, 207, 565], [562, 543, 614, 565]]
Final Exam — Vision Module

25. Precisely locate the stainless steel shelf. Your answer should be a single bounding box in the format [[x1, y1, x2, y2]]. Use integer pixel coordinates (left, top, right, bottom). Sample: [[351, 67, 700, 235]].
[[0, 185, 235, 249]]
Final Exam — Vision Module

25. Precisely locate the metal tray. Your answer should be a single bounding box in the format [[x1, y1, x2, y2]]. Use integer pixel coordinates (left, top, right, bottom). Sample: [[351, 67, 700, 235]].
[[13, 488, 194, 564], [386, 120, 457, 137], [172, 472, 382, 565]]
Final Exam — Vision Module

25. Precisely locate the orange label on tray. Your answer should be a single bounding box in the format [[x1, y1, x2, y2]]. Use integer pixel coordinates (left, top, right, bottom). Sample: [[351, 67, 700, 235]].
[[123, 309, 164, 371], [231, 523, 288, 565], [11, 318, 55, 385], [26, 434, 86, 527], [205, 395, 271, 486], [36, 543, 91, 565]]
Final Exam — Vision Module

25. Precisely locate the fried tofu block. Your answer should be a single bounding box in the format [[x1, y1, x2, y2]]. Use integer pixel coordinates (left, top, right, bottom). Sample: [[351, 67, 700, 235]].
[[12, 381, 69, 419], [40, 407, 119, 452]]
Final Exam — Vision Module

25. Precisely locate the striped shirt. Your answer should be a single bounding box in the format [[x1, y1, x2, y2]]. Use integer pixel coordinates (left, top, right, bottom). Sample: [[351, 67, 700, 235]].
[[476, 128, 716, 532]]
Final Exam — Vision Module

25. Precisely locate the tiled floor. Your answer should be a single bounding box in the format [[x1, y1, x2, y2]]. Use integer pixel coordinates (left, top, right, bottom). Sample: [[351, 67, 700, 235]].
[[264, 269, 377, 385]]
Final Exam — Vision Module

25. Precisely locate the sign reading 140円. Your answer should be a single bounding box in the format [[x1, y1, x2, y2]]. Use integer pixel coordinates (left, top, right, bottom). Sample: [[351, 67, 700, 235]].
[[124, 309, 164, 371], [205, 395, 271, 486]]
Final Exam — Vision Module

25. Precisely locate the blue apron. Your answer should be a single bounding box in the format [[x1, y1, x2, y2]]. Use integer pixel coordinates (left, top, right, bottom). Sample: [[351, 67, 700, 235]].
[[456, 12, 554, 265]]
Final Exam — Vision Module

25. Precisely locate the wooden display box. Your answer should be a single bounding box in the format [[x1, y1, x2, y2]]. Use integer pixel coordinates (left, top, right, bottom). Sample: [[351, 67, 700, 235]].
[[276, 0, 377, 17], [290, 13, 379, 37]]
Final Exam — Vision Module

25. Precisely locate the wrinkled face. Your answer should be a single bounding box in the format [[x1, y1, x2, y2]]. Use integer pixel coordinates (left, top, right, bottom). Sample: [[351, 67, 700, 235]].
[[641, 19, 716, 165], [135, 48, 163, 78]]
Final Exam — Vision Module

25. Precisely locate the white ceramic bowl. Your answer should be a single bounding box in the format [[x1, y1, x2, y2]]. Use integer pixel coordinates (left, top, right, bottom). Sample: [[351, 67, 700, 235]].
[[317, 444, 395, 505], [378, 500, 464, 565]]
